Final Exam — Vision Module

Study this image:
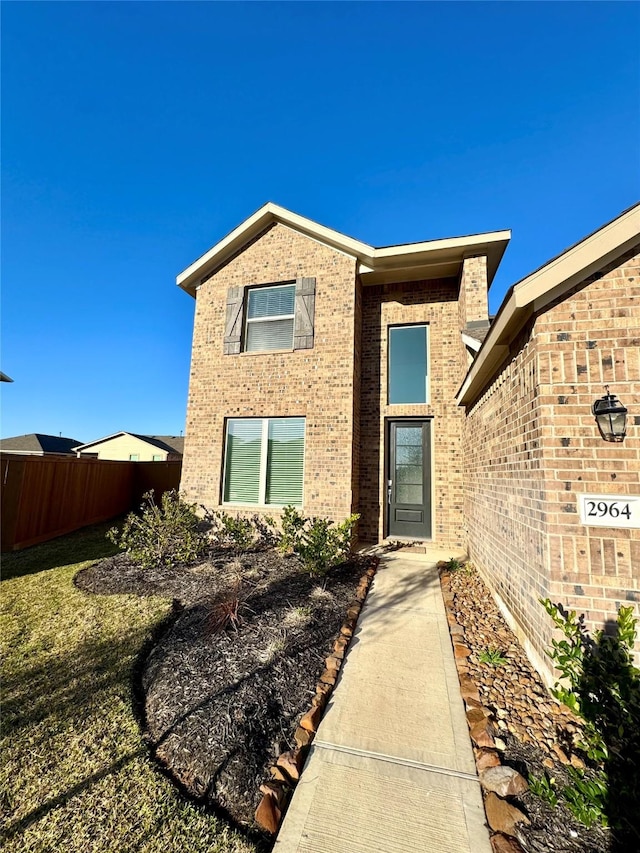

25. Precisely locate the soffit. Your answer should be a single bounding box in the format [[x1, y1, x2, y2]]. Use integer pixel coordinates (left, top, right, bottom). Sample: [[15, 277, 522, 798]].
[[457, 202, 640, 407]]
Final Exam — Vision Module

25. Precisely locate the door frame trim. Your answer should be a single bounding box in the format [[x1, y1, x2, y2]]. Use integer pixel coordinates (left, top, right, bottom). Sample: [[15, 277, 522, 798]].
[[384, 417, 434, 541]]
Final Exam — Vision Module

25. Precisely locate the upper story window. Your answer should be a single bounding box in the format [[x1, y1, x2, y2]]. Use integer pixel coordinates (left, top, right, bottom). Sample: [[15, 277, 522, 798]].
[[245, 283, 296, 352], [223, 278, 316, 355], [388, 324, 429, 404]]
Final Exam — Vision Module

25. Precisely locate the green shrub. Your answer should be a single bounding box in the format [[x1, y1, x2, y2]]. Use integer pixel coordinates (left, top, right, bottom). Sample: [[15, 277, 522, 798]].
[[296, 513, 360, 577], [528, 772, 559, 808], [276, 506, 359, 576], [562, 767, 609, 828], [541, 598, 640, 832], [279, 505, 306, 554], [477, 647, 508, 666], [205, 510, 256, 549], [250, 514, 280, 548], [107, 490, 208, 569]]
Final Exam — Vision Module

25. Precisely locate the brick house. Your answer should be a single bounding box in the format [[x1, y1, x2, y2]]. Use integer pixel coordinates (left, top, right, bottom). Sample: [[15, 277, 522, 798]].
[[458, 203, 640, 679], [178, 202, 639, 678], [178, 203, 509, 549]]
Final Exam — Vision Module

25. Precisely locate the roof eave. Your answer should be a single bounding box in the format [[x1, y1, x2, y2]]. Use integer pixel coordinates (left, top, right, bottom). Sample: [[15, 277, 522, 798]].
[[177, 202, 511, 296], [457, 203, 640, 407], [360, 230, 510, 286], [74, 431, 131, 452], [177, 203, 374, 296]]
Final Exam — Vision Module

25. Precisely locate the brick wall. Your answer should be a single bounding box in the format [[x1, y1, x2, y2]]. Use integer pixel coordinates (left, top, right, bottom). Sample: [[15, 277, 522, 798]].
[[359, 277, 466, 547], [464, 249, 640, 680], [180, 223, 359, 522], [459, 255, 489, 327]]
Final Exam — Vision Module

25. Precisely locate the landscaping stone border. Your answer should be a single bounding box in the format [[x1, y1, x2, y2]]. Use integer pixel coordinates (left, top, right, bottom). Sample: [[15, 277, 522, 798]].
[[439, 564, 529, 853], [254, 558, 378, 834]]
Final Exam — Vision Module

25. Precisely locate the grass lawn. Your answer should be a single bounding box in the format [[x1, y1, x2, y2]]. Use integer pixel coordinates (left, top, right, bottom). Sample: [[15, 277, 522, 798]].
[[0, 524, 257, 853]]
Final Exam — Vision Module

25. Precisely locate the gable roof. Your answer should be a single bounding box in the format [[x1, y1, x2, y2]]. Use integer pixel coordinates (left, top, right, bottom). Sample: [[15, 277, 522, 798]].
[[177, 202, 511, 296], [74, 432, 184, 455], [0, 433, 83, 455], [457, 202, 640, 406], [136, 435, 185, 454]]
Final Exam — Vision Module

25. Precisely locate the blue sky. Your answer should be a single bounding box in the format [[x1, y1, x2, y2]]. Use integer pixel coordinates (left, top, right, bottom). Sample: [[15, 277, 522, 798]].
[[2, 1, 639, 442]]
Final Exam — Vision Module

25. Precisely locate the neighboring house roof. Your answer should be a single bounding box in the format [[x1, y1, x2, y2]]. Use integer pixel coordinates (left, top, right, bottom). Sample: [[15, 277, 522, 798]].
[[0, 433, 83, 455], [177, 202, 511, 296], [0, 372, 13, 383], [457, 202, 640, 406], [74, 432, 184, 455], [136, 435, 185, 455]]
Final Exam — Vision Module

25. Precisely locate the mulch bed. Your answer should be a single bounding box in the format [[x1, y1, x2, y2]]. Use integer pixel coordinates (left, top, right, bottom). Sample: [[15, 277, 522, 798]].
[[441, 563, 614, 853], [75, 548, 366, 830]]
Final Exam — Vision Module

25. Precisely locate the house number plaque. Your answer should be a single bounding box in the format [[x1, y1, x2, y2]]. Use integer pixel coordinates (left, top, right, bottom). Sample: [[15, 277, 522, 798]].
[[578, 494, 640, 529]]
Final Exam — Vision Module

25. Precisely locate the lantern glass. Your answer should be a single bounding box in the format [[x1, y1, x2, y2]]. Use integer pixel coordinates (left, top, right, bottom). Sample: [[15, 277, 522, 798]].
[[593, 391, 627, 442]]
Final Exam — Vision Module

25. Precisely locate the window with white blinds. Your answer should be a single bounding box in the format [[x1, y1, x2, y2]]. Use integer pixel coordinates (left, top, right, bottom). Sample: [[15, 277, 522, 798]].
[[223, 417, 305, 505], [245, 284, 295, 352]]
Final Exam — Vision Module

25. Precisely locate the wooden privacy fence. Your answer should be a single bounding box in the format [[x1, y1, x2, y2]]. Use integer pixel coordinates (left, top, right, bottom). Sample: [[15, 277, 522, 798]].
[[1, 454, 182, 552]]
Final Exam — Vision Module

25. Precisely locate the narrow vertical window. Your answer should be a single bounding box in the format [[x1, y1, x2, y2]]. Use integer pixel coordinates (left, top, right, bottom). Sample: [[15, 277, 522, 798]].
[[388, 325, 429, 404], [223, 419, 263, 503], [266, 418, 305, 505]]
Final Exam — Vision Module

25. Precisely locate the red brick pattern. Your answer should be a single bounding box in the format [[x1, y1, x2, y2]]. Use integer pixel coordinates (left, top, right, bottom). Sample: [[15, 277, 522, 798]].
[[464, 250, 640, 676], [181, 227, 487, 553], [180, 223, 359, 521], [459, 255, 489, 327], [359, 278, 467, 546]]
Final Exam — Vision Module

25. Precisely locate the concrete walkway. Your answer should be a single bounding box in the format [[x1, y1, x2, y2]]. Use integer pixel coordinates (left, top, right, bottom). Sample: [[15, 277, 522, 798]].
[[274, 548, 491, 853]]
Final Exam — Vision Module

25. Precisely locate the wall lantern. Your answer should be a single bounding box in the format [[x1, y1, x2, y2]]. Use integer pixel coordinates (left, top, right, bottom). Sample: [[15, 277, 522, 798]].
[[592, 385, 628, 443]]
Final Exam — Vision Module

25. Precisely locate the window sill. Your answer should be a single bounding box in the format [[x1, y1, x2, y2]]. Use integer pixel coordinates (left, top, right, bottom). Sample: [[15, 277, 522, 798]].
[[222, 502, 303, 510], [238, 348, 295, 356]]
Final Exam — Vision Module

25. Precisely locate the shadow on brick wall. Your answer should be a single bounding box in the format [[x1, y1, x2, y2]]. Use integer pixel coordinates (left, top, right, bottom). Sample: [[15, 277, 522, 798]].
[[585, 616, 640, 850]]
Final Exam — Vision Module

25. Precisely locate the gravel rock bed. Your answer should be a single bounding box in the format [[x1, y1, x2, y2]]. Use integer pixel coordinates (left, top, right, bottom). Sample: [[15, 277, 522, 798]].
[[443, 564, 612, 853]]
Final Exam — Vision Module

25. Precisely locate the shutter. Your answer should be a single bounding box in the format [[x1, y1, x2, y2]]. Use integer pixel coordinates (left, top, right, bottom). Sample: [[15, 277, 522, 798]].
[[223, 286, 245, 355], [293, 277, 316, 350], [265, 418, 305, 505], [224, 419, 262, 503]]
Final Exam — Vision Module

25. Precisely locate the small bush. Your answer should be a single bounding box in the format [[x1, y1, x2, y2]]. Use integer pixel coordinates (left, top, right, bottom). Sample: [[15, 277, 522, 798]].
[[283, 604, 313, 627], [444, 557, 473, 575], [528, 772, 559, 808], [296, 513, 360, 577], [477, 647, 508, 666], [208, 510, 256, 549], [279, 505, 306, 554], [541, 598, 640, 832], [277, 506, 359, 577], [207, 579, 245, 635], [562, 767, 609, 828], [251, 514, 280, 548], [107, 490, 208, 569], [541, 599, 640, 764]]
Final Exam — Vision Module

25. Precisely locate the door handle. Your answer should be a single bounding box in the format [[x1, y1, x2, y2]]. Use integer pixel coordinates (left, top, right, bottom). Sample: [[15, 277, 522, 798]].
[[387, 479, 393, 505]]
